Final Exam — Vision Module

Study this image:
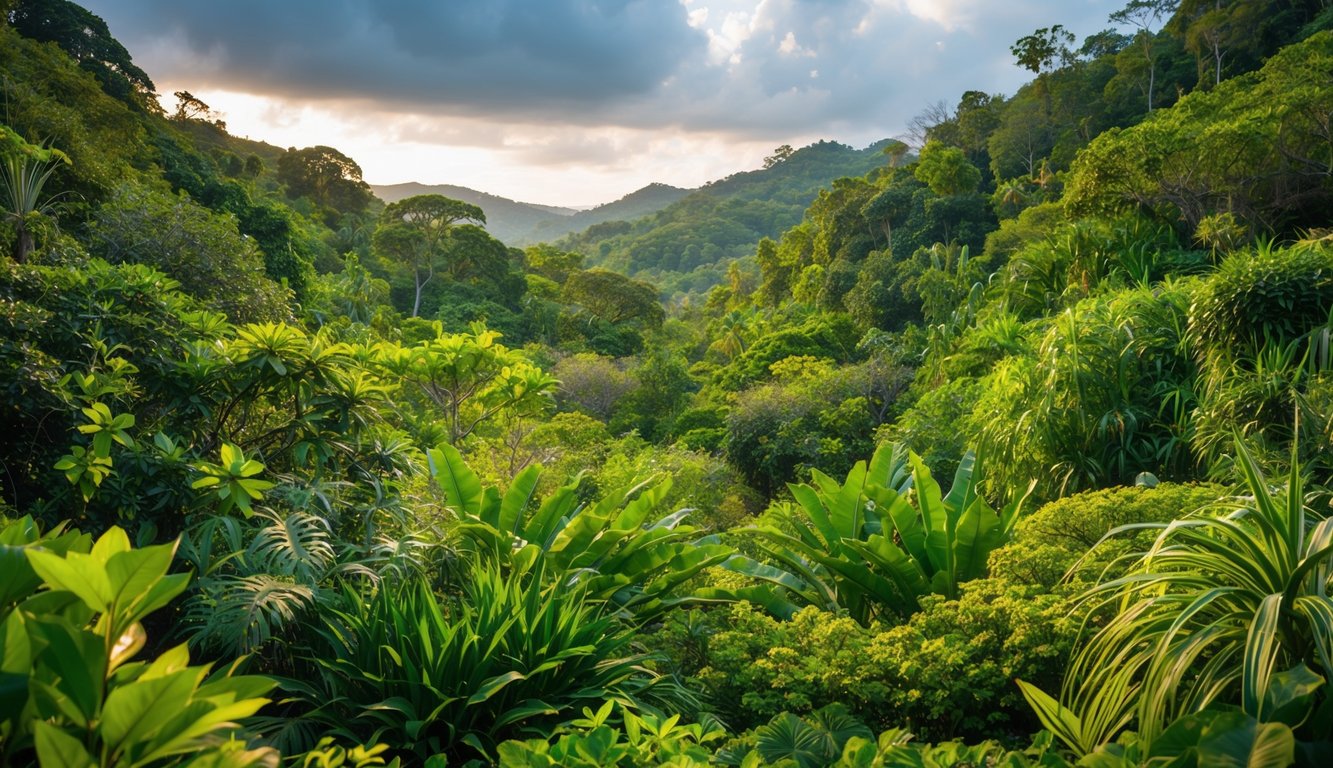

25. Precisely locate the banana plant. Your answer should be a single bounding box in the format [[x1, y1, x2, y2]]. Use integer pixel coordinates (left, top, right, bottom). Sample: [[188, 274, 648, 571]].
[[0, 518, 276, 767], [718, 443, 1031, 625], [427, 444, 734, 621]]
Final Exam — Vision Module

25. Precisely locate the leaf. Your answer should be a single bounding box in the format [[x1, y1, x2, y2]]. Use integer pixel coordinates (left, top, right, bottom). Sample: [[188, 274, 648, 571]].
[[26, 547, 114, 613], [499, 464, 542, 535], [951, 496, 1001, 587], [1016, 680, 1086, 756], [1261, 662, 1324, 727], [754, 713, 834, 768], [467, 670, 527, 705], [428, 444, 483, 516], [1196, 711, 1295, 768], [29, 618, 105, 727], [33, 721, 96, 768]]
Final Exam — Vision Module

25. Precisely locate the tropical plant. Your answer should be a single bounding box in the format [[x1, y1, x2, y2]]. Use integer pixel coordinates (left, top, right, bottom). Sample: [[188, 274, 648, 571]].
[[748, 706, 873, 768], [427, 443, 734, 621], [372, 326, 556, 445], [721, 443, 1029, 625], [834, 728, 1066, 768], [283, 561, 674, 763], [496, 701, 725, 767], [975, 282, 1198, 503], [0, 518, 276, 766], [1019, 439, 1333, 755], [0, 132, 70, 264]]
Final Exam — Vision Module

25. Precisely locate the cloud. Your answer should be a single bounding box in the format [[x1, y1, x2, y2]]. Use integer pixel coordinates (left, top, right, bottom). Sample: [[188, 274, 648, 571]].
[[86, 0, 708, 115], [90, 0, 1116, 139], [79, 0, 1119, 204]]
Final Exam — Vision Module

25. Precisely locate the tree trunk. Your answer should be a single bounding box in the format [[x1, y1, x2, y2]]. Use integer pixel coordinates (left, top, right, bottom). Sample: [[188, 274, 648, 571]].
[[13, 227, 33, 264], [413, 271, 424, 318]]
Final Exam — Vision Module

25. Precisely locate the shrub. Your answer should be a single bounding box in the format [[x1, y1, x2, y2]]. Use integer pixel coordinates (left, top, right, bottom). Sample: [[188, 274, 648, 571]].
[[1021, 444, 1333, 755], [664, 585, 1076, 742], [988, 482, 1226, 589], [285, 563, 673, 763], [974, 283, 1198, 504], [721, 443, 1025, 625], [1189, 241, 1333, 358], [0, 518, 276, 766]]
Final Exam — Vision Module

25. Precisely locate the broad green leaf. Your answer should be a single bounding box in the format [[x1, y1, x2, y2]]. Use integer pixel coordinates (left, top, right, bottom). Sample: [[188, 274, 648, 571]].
[[101, 667, 204, 758], [428, 443, 483, 516], [27, 549, 113, 612], [1196, 711, 1295, 768], [951, 496, 1001, 588], [33, 721, 96, 768], [29, 618, 105, 726], [1260, 663, 1323, 727], [909, 453, 950, 576], [499, 464, 543, 535]]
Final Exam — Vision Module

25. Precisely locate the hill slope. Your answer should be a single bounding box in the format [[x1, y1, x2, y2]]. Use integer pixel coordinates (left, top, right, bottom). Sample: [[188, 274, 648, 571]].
[[524, 183, 690, 244], [554, 140, 896, 296], [371, 182, 577, 245]]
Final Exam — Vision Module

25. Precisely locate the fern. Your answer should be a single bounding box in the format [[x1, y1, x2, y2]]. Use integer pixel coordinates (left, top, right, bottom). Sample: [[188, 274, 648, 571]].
[[185, 573, 316, 657], [248, 509, 335, 581]]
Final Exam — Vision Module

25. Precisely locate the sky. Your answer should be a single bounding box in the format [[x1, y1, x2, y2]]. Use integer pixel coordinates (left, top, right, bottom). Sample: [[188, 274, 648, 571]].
[[83, 0, 1117, 208]]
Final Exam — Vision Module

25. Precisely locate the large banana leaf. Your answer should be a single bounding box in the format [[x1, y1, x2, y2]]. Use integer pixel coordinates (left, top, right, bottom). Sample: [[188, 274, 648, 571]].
[[725, 443, 1022, 625], [428, 444, 734, 622]]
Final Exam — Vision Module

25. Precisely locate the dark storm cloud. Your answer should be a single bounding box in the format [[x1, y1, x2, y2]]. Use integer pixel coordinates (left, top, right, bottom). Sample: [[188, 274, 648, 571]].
[[85, 0, 1116, 139], [85, 0, 707, 112]]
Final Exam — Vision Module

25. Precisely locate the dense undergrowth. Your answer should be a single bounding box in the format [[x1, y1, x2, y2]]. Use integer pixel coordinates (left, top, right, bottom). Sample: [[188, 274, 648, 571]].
[[3, 1, 1333, 766]]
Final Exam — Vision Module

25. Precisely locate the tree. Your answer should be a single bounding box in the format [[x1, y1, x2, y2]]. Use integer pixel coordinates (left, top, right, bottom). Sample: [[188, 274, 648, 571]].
[[1011, 25, 1076, 120], [276, 145, 372, 215], [562, 268, 665, 327], [1110, 0, 1178, 110], [1171, 0, 1264, 87], [524, 243, 583, 283], [764, 144, 795, 168], [0, 128, 69, 264], [9, 0, 156, 106], [373, 327, 556, 445], [90, 184, 289, 321], [172, 90, 223, 128], [914, 141, 982, 197], [374, 194, 485, 317], [1011, 25, 1077, 74]]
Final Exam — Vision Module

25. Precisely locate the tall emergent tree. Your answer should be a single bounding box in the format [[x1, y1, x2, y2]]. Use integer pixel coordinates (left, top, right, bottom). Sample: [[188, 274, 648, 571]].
[[1110, 0, 1178, 111], [374, 194, 485, 317]]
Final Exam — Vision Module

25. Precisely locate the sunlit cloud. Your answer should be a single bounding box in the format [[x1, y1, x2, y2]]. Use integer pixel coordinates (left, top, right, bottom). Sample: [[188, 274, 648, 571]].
[[88, 0, 1115, 206]]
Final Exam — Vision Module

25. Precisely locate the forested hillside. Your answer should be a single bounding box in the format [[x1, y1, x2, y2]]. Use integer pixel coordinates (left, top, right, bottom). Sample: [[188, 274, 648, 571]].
[[556, 140, 895, 300], [4, 0, 1333, 766]]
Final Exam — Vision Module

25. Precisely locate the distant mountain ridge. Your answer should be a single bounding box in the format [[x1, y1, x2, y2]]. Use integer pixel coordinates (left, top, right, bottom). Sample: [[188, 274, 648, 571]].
[[369, 181, 691, 247], [370, 182, 575, 245], [527, 183, 690, 244]]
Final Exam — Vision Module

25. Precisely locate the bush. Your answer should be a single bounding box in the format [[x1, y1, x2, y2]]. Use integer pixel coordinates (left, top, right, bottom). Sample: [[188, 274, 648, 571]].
[[662, 581, 1076, 742], [90, 183, 290, 323], [0, 518, 276, 766], [1190, 241, 1333, 358], [285, 563, 674, 763], [988, 482, 1226, 589], [973, 283, 1198, 504]]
